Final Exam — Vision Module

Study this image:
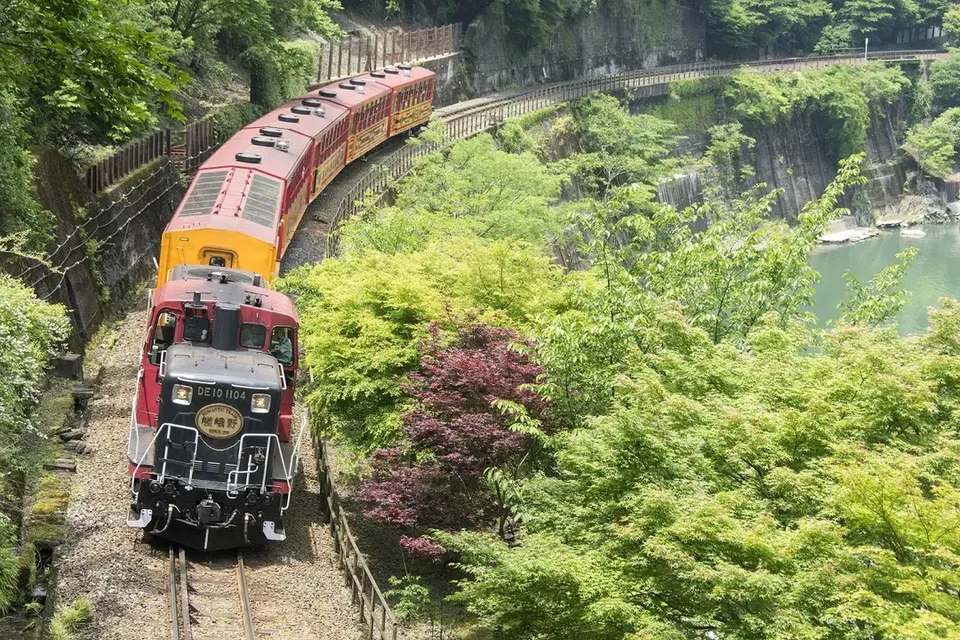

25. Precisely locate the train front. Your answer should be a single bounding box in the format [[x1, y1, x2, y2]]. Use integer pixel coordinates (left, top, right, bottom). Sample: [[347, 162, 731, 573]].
[[127, 338, 292, 551]]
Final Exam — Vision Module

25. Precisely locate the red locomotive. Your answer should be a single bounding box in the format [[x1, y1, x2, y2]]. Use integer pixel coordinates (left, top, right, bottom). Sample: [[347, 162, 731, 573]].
[[127, 63, 435, 550]]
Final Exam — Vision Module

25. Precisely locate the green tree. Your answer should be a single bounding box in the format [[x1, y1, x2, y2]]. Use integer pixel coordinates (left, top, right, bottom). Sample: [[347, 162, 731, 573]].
[[339, 134, 566, 255], [903, 107, 960, 177], [931, 53, 960, 113], [839, 247, 918, 326], [279, 237, 564, 451], [0, 0, 186, 145]]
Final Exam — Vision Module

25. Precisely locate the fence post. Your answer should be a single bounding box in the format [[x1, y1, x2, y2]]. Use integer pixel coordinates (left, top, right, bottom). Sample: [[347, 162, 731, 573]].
[[347, 39, 353, 76]]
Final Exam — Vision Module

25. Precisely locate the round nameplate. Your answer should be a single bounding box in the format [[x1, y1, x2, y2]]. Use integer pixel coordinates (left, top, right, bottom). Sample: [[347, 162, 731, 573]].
[[195, 403, 244, 439]]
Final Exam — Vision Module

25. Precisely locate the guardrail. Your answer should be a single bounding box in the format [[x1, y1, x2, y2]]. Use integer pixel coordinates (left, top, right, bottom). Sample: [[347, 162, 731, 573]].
[[323, 49, 948, 255], [314, 431, 399, 640]]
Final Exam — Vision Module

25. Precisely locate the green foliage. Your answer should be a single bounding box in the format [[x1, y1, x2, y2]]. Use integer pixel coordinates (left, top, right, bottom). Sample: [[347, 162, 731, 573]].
[[727, 64, 910, 159], [0, 94, 54, 252], [946, 6, 960, 47], [386, 575, 435, 622], [445, 302, 960, 637], [839, 247, 918, 326], [0, 275, 70, 448], [903, 107, 960, 178], [488, 0, 593, 54], [279, 237, 564, 451], [704, 121, 756, 193], [338, 134, 566, 255], [208, 101, 266, 139], [567, 93, 680, 194], [0, 0, 186, 146], [49, 597, 93, 640], [931, 53, 960, 114], [705, 0, 833, 55], [707, 0, 949, 56], [644, 79, 725, 131], [0, 518, 19, 614], [245, 39, 321, 109]]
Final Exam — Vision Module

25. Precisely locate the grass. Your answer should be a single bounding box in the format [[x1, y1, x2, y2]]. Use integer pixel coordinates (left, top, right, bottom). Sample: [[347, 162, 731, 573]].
[[49, 597, 93, 640]]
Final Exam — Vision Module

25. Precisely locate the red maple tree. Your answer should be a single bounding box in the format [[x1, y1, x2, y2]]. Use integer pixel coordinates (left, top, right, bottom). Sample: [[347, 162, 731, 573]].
[[358, 323, 548, 553]]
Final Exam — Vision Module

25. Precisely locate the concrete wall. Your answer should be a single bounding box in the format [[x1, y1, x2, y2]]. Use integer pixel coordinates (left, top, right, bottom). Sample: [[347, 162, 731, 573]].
[[463, 0, 705, 95], [30, 151, 184, 348]]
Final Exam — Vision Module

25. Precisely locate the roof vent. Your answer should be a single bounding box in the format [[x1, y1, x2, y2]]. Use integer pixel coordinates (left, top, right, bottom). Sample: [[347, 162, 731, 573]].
[[291, 105, 312, 115], [279, 114, 299, 123], [236, 153, 261, 164], [384, 67, 400, 74], [339, 83, 356, 91], [302, 97, 323, 107], [259, 127, 283, 137], [371, 71, 386, 78], [314, 106, 326, 118], [350, 79, 367, 86], [251, 136, 276, 147], [276, 140, 290, 152], [318, 89, 337, 98], [398, 64, 413, 70]]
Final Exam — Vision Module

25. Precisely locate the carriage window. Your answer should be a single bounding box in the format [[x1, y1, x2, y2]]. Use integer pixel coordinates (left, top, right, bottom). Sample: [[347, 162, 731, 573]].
[[240, 323, 266, 348], [183, 316, 210, 342], [149, 311, 177, 365], [269, 326, 295, 366]]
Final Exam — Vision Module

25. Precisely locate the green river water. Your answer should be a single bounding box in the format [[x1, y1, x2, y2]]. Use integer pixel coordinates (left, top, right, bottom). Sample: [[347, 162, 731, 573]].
[[810, 224, 960, 335]]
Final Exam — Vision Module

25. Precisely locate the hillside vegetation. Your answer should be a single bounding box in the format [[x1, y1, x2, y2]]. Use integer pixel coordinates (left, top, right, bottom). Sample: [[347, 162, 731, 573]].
[[283, 58, 960, 636]]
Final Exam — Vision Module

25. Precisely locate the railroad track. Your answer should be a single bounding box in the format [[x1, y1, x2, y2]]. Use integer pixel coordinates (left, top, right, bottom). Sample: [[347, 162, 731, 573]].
[[168, 546, 257, 640]]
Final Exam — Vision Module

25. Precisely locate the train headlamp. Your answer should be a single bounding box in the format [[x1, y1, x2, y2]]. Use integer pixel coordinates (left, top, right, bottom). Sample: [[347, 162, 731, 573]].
[[251, 393, 271, 413], [172, 384, 193, 405]]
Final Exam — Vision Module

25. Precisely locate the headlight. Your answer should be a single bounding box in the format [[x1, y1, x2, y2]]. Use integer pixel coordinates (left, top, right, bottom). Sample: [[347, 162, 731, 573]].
[[172, 384, 193, 405], [251, 394, 271, 413]]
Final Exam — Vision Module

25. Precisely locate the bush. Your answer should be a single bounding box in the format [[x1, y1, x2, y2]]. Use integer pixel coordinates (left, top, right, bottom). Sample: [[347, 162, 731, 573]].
[[931, 54, 960, 114], [208, 101, 266, 140]]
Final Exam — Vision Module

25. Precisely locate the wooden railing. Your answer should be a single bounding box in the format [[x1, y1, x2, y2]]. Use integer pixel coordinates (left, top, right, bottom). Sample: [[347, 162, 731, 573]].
[[315, 432, 400, 640], [317, 23, 462, 83], [323, 49, 949, 255], [83, 120, 218, 194], [85, 131, 170, 193]]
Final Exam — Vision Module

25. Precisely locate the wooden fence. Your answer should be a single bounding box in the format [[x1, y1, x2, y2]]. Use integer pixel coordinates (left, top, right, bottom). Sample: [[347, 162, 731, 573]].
[[315, 433, 400, 640], [83, 119, 218, 194], [84, 131, 170, 194], [317, 23, 462, 83]]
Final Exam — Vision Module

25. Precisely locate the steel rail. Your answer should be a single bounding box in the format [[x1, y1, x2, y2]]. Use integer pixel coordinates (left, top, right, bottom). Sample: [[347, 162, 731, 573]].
[[237, 552, 257, 640], [168, 547, 180, 640], [178, 548, 193, 640]]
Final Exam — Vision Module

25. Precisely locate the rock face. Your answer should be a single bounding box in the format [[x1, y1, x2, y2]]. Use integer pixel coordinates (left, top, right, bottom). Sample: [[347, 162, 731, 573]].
[[463, 0, 705, 95], [30, 151, 184, 348]]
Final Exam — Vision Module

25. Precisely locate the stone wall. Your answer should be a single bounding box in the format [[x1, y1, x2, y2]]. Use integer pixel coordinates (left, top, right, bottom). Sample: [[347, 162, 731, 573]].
[[640, 83, 914, 224], [30, 151, 184, 348], [463, 0, 705, 95]]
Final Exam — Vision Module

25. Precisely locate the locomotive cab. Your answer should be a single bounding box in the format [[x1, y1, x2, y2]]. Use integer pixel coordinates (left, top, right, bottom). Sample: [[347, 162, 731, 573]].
[[128, 317, 299, 550]]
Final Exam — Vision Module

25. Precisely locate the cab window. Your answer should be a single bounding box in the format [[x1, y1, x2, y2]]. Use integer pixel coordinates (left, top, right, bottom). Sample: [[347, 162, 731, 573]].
[[240, 323, 266, 348], [149, 311, 177, 365], [269, 326, 295, 366], [183, 316, 210, 342]]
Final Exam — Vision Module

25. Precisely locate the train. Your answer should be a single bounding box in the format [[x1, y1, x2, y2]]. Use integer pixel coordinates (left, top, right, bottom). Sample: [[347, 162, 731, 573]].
[[126, 64, 437, 551]]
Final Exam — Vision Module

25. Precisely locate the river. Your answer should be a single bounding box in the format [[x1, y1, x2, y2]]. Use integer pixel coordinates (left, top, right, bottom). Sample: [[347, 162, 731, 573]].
[[810, 224, 960, 334]]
